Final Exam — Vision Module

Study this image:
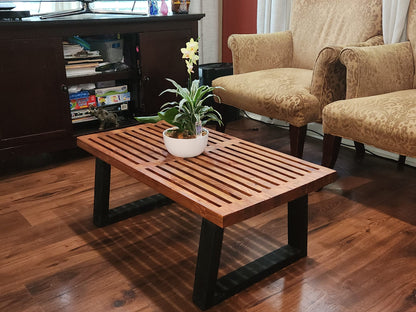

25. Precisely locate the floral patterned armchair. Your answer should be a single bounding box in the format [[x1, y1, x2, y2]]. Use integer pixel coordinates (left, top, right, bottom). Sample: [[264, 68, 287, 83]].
[[322, 0, 416, 168], [212, 0, 383, 158]]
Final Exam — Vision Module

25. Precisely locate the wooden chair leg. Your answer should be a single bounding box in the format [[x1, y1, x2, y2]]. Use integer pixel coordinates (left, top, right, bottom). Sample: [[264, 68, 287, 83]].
[[289, 125, 307, 158], [322, 134, 342, 168], [354, 141, 365, 159]]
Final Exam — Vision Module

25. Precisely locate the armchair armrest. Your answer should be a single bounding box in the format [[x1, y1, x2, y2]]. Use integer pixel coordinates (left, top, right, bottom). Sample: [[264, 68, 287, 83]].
[[310, 35, 385, 110], [341, 41, 414, 99], [310, 46, 345, 111], [357, 35, 384, 47], [228, 31, 293, 74]]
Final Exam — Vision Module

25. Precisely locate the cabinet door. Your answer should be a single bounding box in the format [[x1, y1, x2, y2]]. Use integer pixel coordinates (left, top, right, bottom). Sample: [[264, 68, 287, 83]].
[[0, 37, 73, 156], [139, 29, 194, 115]]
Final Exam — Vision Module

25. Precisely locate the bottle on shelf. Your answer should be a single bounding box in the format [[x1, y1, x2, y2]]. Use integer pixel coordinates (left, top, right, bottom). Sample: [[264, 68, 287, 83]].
[[148, 0, 159, 16], [160, 0, 168, 16]]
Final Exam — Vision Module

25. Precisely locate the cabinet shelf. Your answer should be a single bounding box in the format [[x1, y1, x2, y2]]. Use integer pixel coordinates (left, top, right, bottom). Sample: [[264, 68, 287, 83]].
[[66, 69, 137, 85], [72, 115, 138, 137]]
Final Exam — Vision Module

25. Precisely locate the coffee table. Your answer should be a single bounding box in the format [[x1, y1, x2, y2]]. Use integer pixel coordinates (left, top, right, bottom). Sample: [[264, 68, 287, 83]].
[[77, 121, 337, 310]]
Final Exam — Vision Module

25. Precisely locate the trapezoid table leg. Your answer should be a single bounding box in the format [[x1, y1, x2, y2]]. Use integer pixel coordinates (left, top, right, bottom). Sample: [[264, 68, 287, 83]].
[[193, 218, 224, 310], [92, 158, 173, 227], [192, 195, 309, 310], [94, 158, 111, 227], [288, 195, 308, 257]]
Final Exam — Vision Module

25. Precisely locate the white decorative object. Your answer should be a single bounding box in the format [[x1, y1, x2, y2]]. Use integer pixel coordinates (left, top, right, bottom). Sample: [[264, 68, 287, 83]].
[[163, 127, 209, 158]]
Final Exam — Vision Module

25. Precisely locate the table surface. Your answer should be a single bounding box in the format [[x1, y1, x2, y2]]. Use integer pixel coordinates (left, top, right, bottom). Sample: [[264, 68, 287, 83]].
[[77, 121, 337, 228]]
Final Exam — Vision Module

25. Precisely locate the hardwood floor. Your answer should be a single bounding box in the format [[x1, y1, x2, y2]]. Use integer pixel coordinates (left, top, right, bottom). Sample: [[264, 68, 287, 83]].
[[1, 118, 415, 312]]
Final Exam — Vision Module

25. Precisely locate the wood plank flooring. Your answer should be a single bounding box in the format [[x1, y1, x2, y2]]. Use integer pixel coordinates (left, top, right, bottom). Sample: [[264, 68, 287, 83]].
[[1, 118, 415, 312]]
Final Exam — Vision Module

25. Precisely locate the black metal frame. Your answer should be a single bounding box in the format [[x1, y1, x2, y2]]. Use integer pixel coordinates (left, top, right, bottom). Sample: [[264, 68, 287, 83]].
[[93, 158, 172, 227], [192, 195, 308, 310]]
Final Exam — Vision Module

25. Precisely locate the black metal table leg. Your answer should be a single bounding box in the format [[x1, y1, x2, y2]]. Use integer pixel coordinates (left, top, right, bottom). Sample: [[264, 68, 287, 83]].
[[92, 158, 173, 227], [288, 195, 308, 257], [193, 218, 224, 310], [192, 195, 309, 310], [94, 158, 111, 227]]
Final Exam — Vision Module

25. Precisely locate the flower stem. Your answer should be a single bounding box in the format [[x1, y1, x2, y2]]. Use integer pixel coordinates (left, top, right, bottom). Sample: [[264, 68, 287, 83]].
[[188, 73, 192, 90]]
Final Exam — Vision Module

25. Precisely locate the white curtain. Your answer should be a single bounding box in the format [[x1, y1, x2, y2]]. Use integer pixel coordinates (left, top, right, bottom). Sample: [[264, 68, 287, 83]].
[[190, 0, 222, 64], [382, 0, 411, 43], [257, 0, 291, 33], [257, 0, 410, 44]]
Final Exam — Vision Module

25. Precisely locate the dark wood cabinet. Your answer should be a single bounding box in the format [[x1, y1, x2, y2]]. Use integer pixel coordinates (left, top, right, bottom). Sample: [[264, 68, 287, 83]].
[[139, 29, 193, 115], [0, 13, 203, 159], [0, 37, 73, 155]]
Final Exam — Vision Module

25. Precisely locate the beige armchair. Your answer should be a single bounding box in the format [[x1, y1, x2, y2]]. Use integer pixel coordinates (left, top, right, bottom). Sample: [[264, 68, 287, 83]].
[[212, 0, 383, 158], [322, 0, 416, 168]]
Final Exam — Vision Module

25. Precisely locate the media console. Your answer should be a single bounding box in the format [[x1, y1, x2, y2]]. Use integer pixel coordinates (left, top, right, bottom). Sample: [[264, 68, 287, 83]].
[[0, 13, 203, 160]]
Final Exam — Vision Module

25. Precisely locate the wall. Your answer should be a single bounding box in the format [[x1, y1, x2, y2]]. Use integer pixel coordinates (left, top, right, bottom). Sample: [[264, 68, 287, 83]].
[[222, 0, 257, 62]]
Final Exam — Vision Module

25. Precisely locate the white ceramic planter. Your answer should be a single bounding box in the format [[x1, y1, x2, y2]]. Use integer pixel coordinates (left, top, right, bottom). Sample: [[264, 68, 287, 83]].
[[163, 127, 209, 158]]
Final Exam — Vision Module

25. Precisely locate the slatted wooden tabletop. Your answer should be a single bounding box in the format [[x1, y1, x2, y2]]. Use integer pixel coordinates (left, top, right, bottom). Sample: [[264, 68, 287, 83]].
[[77, 121, 337, 228]]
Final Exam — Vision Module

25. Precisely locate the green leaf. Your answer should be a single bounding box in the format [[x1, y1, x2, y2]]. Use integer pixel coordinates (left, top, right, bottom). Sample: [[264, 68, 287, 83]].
[[161, 101, 179, 110], [159, 88, 181, 96], [135, 115, 161, 124], [158, 107, 180, 125], [203, 113, 223, 126], [153, 77, 224, 134]]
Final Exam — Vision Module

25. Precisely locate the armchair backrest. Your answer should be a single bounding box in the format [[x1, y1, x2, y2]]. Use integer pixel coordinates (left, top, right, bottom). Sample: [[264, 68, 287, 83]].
[[290, 0, 382, 70], [407, 0, 416, 87]]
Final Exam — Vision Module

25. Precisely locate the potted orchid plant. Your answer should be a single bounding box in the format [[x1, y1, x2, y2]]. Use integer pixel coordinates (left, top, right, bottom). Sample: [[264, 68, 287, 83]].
[[135, 38, 223, 157]]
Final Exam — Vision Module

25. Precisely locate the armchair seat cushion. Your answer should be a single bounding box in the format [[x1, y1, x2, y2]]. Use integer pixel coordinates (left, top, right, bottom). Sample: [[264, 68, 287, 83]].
[[323, 89, 416, 157], [213, 68, 320, 127]]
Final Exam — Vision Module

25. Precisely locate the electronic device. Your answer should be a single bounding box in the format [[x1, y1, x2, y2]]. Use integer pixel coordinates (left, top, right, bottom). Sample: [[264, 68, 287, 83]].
[[0, 0, 148, 20], [0, 10, 30, 20], [0, 0, 148, 19], [39, 0, 147, 19], [0, 2, 29, 21], [0, 3, 15, 10]]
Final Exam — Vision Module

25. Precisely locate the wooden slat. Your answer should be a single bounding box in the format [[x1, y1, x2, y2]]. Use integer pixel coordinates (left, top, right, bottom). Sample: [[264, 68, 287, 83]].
[[115, 132, 166, 157], [77, 121, 337, 227], [136, 127, 166, 140], [175, 158, 262, 197], [83, 137, 144, 165], [238, 140, 321, 171], [142, 166, 224, 208], [185, 157, 265, 193], [154, 163, 237, 204], [230, 142, 313, 175], [207, 149, 292, 185], [218, 144, 307, 178], [190, 155, 276, 190], [131, 128, 164, 144], [99, 135, 158, 162]]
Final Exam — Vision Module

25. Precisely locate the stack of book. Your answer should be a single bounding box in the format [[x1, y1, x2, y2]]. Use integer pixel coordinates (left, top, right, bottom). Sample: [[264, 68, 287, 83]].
[[95, 85, 130, 111], [63, 42, 104, 78], [69, 88, 97, 123]]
